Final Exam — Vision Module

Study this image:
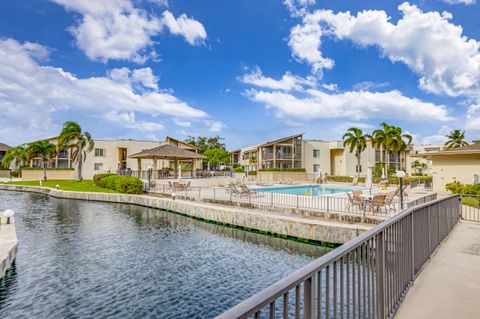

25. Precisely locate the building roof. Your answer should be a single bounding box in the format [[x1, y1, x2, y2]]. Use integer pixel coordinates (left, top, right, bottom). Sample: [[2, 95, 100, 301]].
[[257, 133, 304, 148], [165, 136, 199, 150], [413, 142, 480, 157], [0, 143, 11, 152], [129, 143, 205, 160]]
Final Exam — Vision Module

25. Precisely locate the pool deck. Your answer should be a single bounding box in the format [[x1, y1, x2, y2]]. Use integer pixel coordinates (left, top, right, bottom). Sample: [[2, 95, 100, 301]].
[[395, 221, 480, 319], [0, 215, 18, 278]]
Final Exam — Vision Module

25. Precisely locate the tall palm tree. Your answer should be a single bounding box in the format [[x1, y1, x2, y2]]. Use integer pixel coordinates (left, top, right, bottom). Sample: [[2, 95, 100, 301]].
[[58, 121, 94, 181], [26, 140, 56, 180], [411, 160, 428, 175], [390, 127, 413, 170], [444, 130, 468, 149], [1, 145, 27, 170], [343, 127, 368, 178], [371, 122, 396, 176]]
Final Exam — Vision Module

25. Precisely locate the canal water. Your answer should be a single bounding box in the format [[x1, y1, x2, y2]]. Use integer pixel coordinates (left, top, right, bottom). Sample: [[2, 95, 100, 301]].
[[0, 190, 330, 318]]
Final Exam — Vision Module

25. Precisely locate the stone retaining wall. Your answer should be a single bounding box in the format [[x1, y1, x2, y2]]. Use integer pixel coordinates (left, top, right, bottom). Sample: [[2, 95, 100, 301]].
[[0, 184, 370, 244]]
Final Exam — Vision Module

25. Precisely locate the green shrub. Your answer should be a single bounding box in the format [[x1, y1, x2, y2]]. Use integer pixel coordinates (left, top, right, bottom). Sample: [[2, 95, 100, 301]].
[[93, 174, 143, 194], [248, 170, 257, 175], [326, 176, 366, 183], [233, 167, 244, 173], [461, 197, 480, 208], [258, 168, 306, 172], [22, 167, 74, 170]]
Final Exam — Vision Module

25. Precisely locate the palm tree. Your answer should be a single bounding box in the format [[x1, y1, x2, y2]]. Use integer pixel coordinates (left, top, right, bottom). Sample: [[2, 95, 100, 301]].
[[445, 130, 468, 149], [343, 127, 368, 178], [1, 145, 27, 170], [26, 140, 56, 180], [58, 121, 94, 181], [390, 127, 413, 170], [411, 160, 428, 175], [371, 122, 396, 176]]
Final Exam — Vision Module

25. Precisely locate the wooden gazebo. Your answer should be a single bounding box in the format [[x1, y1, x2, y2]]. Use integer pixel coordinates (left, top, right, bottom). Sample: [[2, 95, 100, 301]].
[[129, 143, 205, 179]]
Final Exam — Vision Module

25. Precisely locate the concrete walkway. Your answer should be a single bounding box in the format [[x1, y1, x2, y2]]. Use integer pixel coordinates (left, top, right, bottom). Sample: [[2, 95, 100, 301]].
[[395, 221, 480, 319]]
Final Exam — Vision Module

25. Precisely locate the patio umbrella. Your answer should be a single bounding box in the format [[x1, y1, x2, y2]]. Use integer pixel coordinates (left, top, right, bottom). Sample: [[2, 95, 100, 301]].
[[381, 167, 386, 179], [366, 164, 373, 195], [178, 165, 182, 182]]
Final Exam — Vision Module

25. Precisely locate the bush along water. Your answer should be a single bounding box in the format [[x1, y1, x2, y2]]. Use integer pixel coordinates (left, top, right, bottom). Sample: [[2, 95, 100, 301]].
[[94, 174, 144, 194]]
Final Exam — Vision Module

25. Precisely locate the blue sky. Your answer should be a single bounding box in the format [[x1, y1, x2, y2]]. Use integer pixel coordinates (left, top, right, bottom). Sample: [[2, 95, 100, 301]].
[[1, 0, 479, 149]]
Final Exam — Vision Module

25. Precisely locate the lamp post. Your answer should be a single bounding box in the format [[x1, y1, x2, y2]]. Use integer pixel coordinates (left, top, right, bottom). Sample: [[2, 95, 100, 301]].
[[396, 170, 406, 209], [3, 209, 14, 224]]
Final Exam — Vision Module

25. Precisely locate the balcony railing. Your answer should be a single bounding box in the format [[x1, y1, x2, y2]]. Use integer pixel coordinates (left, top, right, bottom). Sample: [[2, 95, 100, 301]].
[[216, 195, 460, 319]]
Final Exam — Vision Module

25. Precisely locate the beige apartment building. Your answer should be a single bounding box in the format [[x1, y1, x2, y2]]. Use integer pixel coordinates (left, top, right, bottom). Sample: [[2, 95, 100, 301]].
[[414, 142, 480, 192], [25, 136, 201, 180], [231, 133, 441, 177]]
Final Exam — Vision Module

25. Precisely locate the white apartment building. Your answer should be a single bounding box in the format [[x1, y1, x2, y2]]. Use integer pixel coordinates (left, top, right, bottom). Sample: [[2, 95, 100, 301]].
[[27, 136, 201, 180], [231, 133, 442, 177]]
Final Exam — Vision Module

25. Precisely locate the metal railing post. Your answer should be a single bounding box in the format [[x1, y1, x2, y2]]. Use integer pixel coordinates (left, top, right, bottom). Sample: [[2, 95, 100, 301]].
[[296, 194, 299, 209], [304, 276, 314, 318], [376, 232, 385, 319], [213, 188, 216, 200]]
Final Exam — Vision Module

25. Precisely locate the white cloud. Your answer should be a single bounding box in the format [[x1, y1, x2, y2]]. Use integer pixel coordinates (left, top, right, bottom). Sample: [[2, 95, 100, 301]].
[[0, 38, 208, 144], [466, 104, 480, 130], [353, 81, 389, 91], [50, 0, 207, 62], [51, 0, 162, 63], [106, 111, 165, 131], [161, 10, 207, 45], [246, 88, 450, 122], [290, 3, 480, 97], [421, 125, 452, 144], [239, 67, 317, 91], [173, 119, 192, 128], [208, 121, 227, 133], [283, 0, 316, 17], [444, 0, 475, 4]]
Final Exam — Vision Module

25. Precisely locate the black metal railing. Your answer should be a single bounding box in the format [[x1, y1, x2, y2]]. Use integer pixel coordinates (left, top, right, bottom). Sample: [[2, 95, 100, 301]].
[[215, 195, 460, 319]]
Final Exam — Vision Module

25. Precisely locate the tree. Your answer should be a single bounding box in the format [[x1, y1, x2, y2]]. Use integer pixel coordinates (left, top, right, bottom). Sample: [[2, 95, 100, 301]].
[[445, 130, 468, 149], [184, 135, 226, 153], [26, 140, 56, 180], [203, 148, 230, 170], [411, 160, 428, 175], [58, 121, 94, 181], [1, 145, 27, 170], [390, 127, 413, 170], [342, 127, 368, 178], [372, 123, 397, 176]]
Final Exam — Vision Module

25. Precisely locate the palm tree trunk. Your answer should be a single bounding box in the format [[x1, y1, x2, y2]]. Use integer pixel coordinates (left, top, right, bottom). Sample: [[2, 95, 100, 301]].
[[77, 140, 83, 181], [384, 145, 388, 177], [43, 157, 47, 181], [356, 150, 361, 178]]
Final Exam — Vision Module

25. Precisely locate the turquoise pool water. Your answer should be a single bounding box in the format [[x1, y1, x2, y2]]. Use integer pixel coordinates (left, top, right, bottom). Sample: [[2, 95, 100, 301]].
[[256, 184, 365, 196]]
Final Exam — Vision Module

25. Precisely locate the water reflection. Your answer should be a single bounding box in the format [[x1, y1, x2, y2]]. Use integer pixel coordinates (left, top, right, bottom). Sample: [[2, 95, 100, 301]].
[[0, 191, 330, 318]]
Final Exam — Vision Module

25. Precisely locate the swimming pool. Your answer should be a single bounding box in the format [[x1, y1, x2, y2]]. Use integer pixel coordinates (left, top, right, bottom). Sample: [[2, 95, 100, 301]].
[[255, 184, 365, 196]]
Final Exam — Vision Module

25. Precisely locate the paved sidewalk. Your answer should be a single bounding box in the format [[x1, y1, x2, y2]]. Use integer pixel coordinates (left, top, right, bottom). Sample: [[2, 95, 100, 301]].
[[395, 221, 480, 319]]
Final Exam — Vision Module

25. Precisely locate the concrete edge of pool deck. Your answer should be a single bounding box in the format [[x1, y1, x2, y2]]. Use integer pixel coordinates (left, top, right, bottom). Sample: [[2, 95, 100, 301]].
[[0, 215, 18, 279], [0, 184, 371, 245]]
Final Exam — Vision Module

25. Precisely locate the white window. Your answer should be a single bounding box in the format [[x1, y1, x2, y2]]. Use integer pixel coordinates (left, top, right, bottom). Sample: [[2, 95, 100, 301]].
[[313, 164, 320, 172], [94, 148, 105, 157], [313, 149, 320, 158], [94, 163, 103, 171]]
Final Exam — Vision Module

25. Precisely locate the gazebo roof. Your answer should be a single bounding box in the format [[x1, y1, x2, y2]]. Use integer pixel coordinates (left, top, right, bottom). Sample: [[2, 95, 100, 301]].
[[129, 143, 205, 160]]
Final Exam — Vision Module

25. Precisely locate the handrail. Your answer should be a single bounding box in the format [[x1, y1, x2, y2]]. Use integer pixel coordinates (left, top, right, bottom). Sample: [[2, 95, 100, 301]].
[[216, 195, 460, 319]]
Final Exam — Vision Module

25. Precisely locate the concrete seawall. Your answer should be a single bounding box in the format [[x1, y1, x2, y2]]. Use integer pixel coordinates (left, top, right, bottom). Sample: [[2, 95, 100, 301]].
[[0, 215, 18, 278], [0, 184, 370, 245]]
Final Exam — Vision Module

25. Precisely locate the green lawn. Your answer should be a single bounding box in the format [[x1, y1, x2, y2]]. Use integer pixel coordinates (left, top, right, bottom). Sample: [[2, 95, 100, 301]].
[[6, 179, 118, 193]]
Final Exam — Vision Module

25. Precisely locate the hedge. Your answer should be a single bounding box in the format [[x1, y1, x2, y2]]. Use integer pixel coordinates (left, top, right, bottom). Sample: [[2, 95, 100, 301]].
[[233, 167, 244, 173], [326, 175, 432, 185], [445, 182, 480, 195], [23, 167, 74, 170], [258, 168, 306, 172], [93, 174, 144, 194], [248, 170, 257, 175]]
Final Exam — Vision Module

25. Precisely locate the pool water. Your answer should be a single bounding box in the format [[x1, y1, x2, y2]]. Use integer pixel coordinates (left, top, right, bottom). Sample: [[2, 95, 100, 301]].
[[256, 184, 365, 196], [0, 190, 330, 318]]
